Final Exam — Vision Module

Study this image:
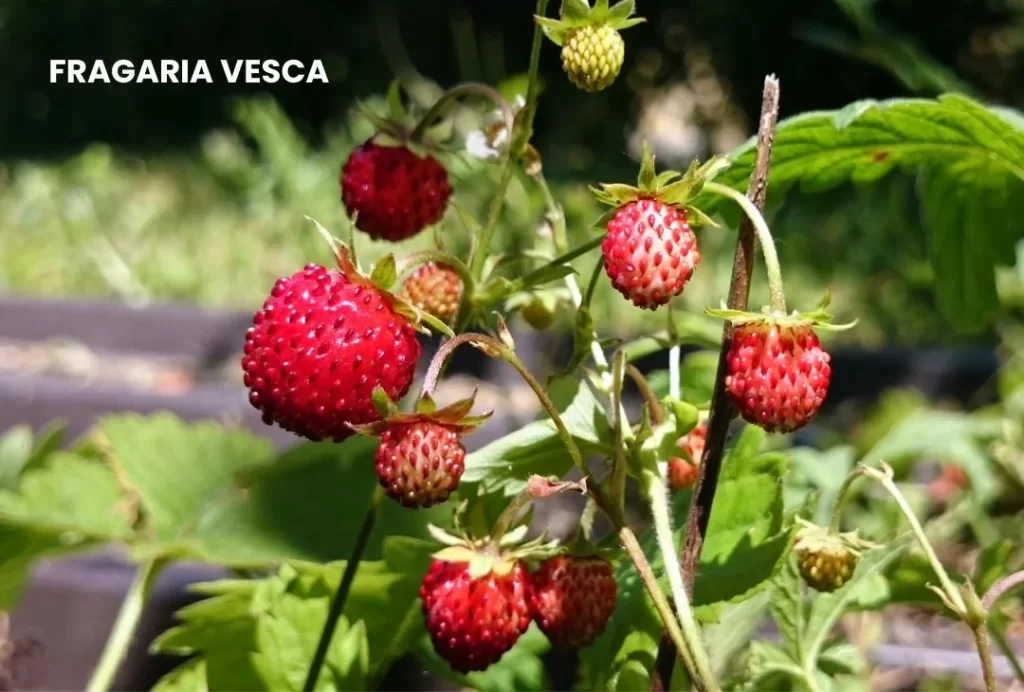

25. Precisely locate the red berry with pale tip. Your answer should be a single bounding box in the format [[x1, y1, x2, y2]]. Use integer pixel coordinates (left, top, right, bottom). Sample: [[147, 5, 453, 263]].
[[241, 264, 421, 442], [375, 421, 466, 508], [601, 199, 699, 309]]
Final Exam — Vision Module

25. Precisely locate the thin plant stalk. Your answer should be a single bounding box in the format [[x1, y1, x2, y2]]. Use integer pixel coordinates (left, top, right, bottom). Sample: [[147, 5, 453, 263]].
[[703, 181, 786, 314], [303, 486, 384, 691], [86, 557, 167, 692]]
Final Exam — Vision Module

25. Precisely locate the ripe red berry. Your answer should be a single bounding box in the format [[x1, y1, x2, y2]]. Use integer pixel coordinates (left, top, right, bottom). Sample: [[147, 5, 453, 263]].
[[668, 423, 707, 491], [725, 321, 830, 433], [530, 555, 617, 649], [602, 199, 699, 309], [242, 264, 421, 441], [400, 263, 463, 325], [341, 140, 452, 242], [420, 558, 533, 672], [375, 421, 465, 508]]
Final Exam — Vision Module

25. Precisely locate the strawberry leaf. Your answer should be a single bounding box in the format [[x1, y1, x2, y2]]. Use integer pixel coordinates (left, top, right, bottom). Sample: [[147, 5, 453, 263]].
[[702, 94, 1024, 333]]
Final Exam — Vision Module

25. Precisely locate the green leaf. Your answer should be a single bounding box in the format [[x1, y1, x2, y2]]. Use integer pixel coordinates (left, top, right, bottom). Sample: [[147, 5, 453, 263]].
[[462, 376, 609, 497], [152, 658, 209, 692], [0, 451, 135, 539], [155, 537, 433, 690], [513, 263, 577, 293], [0, 426, 33, 492], [693, 427, 793, 609], [705, 94, 1024, 331], [0, 523, 80, 608], [703, 592, 770, 679]]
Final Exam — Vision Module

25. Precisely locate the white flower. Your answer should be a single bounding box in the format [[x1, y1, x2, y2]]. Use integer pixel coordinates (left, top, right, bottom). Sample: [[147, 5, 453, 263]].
[[465, 95, 525, 161]]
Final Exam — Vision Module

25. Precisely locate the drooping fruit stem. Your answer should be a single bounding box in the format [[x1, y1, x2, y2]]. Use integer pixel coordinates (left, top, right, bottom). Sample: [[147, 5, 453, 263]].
[[303, 486, 384, 691], [828, 465, 867, 533], [468, 0, 549, 281], [490, 489, 535, 542], [410, 82, 515, 143], [703, 181, 786, 314], [86, 557, 167, 692]]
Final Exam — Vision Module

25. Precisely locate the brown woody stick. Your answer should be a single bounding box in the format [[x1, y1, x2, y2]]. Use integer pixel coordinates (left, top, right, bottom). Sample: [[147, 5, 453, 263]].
[[652, 74, 781, 690]]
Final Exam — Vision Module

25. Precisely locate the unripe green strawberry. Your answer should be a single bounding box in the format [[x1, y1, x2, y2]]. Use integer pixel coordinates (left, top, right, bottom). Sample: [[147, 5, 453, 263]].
[[793, 520, 875, 593], [561, 25, 625, 92], [537, 0, 644, 93]]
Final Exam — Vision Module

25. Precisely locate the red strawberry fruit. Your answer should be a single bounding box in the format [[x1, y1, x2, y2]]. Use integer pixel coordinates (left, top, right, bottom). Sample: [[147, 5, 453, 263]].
[[530, 555, 617, 649], [341, 140, 452, 242], [668, 422, 707, 491], [376, 421, 465, 508], [724, 320, 831, 433], [242, 262, 421, 442], [400, 262, 463, 325], [602, 200, 699, 309], [591, 145, 720, 310], [352, 393, 488, 509], [420, 555, 533, 672]]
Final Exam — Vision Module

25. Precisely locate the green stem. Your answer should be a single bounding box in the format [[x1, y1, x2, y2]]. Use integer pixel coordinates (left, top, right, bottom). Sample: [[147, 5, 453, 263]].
[[668, 302, 681, 401], [828, 467, 866, 533], [642, 470, 719, 692], [972, 624, 998, 692], [490, 489, 535, 541], [468, 0, 548, 280], [535, 171, 569, 255], [704, 181, 786, 314], [992, 625, 1024, 686], [618, 525, 702, 688], [859, 463, 966, 613], [303, 486, 384, 691], [410, 82, 514, 142], [86, 557, 167, 692]]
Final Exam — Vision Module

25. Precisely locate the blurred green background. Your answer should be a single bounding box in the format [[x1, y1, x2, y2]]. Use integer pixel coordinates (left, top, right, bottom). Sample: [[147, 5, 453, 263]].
[[3, 0, 1024, 344]]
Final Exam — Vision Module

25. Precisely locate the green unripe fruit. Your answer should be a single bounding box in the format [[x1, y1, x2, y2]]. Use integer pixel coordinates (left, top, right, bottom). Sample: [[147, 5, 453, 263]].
[[561, 24, 625, 92]]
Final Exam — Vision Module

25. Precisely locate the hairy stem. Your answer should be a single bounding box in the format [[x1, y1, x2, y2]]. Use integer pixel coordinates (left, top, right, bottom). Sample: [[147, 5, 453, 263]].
[[490, 489, 535, 541], [982, 568, 1024, 611], [704, 181, 786, 314], [410, 82, 514, 142], [643, 470, 719, 692], [972, 624, 998, 692], [86, 557, 167, 692], [859, 463, 966, 613], [468, 0, 548, 280], [829, 466, 866, 533], [626, 364, 664, 425], [618, 525, 702, 688], [992, 625, 1024, 686], [304, 486, 384, 691]]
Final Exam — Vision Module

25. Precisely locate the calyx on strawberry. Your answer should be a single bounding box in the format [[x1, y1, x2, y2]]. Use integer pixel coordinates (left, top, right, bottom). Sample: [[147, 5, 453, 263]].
[[419, 525, 557, 672], [708, 298, 855, 434], [530, 553, 618, 649], [591, 145, 725, 309], [400, 262, 464, 325], [350, 390, 490, 508], [242, 221, 444, 442], [340, 93, 453, 242], [793, 519, 876, 593], [536, 0, 645, 93]]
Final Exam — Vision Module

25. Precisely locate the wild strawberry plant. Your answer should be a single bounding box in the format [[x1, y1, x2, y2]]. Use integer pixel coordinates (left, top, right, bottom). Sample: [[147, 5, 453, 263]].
[[0, 0, 1023, 690]]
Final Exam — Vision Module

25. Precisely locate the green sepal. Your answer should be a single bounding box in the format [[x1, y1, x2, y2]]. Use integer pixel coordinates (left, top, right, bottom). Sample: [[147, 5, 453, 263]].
[[683, 205, 721, 228], [637, 141, 658, 191], [372, 386, 399, 419], [370, 253, 397, 291], [561, 0, 592, 23], [536, 0, 644, 46], [667, 398, 700, 439], [415, 394, 438, 415], [704, 303, 860, 332], [535, 16, 571, 46], [385, 80, 406, 121]]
